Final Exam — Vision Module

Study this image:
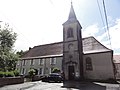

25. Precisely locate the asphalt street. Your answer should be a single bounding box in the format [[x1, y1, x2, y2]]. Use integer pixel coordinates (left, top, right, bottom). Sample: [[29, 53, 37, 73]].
[[0, 81, 120, 90]]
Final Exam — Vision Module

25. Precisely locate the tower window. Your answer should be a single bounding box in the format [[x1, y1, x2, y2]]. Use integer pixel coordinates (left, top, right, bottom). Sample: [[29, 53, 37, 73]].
[[86, 57, 93, 71], [67, 28, 73, 38]]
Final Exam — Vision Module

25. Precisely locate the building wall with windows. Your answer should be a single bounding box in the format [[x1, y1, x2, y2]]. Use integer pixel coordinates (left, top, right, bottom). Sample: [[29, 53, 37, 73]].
[[16, 37, 115, 80], [16, 3, 115, 80], [16, 51, 115, 80], [83, 52, 114, 80], [16, 56, 62, 76]]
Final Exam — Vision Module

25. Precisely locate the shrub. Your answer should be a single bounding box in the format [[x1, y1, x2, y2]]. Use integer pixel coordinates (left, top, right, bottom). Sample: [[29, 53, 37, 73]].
[[13, 70, 20, 76], [5, 71, 14, 77], [28, 69, 35, 78], [52, 68, 60, 73], [0, 71, 4, 77]]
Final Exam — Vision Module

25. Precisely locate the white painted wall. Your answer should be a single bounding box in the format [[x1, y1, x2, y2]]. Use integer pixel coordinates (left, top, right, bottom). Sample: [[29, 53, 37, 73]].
[[83, 52, 115, 80]]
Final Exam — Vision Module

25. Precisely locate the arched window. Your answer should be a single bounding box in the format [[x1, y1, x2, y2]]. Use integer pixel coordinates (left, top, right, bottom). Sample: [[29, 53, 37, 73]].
[[86, 57, 93, 70], [67, 28, 73, 38]]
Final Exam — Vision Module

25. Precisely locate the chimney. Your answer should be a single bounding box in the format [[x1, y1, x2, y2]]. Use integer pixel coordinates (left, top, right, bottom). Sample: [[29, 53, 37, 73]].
[[29, 47, 32, 50]]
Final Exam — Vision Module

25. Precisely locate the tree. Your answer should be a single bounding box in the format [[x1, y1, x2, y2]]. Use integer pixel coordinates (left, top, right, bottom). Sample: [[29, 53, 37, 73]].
[[16, 50, 26, 58], [28, 68, 35, 78], [0, 23, 18, 71], [0, 23, 17, 52]]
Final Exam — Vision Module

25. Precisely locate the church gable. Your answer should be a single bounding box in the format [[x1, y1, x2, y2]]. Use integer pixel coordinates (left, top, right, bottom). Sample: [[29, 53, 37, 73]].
[[83, 36, 112, 54]]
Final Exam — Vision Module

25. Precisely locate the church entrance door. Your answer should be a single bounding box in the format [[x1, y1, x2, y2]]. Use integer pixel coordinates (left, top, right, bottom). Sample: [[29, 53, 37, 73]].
[[68, 65, 75, 80]]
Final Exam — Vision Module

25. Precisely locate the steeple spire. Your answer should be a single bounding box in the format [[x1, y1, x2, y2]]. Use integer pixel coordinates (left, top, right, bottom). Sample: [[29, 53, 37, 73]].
[[68, 1, 77, 20]]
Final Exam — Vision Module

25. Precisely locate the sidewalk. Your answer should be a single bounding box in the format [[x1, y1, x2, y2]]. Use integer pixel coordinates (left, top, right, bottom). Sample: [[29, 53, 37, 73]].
[[0, 81, 38, 90]]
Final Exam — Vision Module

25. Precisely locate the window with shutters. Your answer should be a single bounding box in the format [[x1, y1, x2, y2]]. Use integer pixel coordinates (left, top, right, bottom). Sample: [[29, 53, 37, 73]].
[[22, 68, 26, 75], [22, 60, 26, 66], [38, 68, 43, 75], [49, 67, 54, 74], [39, 58, 44, 65], [30, 59, 34, 65], [50, 58, 56, 65]]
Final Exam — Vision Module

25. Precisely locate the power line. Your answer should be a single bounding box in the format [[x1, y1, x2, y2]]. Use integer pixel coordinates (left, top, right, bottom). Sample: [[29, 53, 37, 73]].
[[96, 0, 106, 32], [102, 0, 112, 49]]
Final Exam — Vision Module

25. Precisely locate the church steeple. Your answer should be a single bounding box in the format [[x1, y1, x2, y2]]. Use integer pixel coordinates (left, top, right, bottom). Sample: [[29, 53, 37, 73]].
[[63, 2, 79, 25], [68, 2, 77, 20], [62, 1, 83, 80]]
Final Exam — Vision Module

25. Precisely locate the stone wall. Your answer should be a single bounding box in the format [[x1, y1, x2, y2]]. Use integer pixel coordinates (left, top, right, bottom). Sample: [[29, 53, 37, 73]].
[[0, 77, 24, 87]]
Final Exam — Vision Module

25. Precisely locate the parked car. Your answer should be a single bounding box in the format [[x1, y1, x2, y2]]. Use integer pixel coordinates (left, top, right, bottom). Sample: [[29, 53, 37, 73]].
[[41, 73, 63, 82]]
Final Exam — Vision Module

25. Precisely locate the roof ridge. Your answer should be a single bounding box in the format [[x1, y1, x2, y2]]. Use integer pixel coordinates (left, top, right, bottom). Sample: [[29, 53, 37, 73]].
[[34, 41, 63, 48], [82, 36, 93, 39], [34, 36, 94, 48]]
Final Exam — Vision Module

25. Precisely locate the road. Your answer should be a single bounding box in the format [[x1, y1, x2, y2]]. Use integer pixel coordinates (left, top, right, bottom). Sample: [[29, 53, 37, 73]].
[[0, 81, 120, 90]]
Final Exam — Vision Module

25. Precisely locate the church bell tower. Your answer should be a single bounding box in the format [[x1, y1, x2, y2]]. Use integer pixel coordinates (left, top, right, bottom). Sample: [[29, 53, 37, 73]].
[[62, 2, 83, 80]]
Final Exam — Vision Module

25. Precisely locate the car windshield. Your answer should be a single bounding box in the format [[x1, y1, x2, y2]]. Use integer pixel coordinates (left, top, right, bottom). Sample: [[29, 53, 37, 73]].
[[49, 73, 60, 77]]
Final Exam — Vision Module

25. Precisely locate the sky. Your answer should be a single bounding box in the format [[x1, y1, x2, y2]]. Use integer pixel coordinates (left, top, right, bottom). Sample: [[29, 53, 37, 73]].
[[0, 0, 120, 55]]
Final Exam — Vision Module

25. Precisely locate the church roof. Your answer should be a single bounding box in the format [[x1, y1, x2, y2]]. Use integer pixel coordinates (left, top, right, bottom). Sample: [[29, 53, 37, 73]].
[[21, 36, 112, 59], [68, 2, 77, 20], [62, 2, 81, 27]]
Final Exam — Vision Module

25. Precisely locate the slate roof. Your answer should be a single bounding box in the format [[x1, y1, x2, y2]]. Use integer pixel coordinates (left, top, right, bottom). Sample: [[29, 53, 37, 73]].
[[21, 36, 112, 59]]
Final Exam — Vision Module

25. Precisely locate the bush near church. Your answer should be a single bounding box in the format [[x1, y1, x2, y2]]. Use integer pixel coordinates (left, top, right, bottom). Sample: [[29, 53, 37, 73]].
[[52, 68, 61, 73], [0, 70, 24, 87], [28, 68, 36, 77], [0, 71, 4, 77], [0, 70, 20, 77], [4, 71, 14, 77]]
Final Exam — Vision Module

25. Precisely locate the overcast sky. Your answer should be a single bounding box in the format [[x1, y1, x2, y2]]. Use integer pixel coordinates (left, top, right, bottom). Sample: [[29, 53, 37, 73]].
[[0, 0, 120, 55]]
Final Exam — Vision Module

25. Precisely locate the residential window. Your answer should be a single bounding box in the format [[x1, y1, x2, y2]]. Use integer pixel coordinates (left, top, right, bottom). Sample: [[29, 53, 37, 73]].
[[22, 68, 26, 75], [39, 58, 44, 65], [49, 67, 54, 74], [38, 68, 43, 75], [50, 58, 56, 65], [86, 57, 93, 70], [67, 28, 73, 38], [22, 60, 26, 66], [30, 59, 34, 65]]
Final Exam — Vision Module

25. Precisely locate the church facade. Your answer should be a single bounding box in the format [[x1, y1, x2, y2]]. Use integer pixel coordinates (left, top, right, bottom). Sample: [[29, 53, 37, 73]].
[[16, 3, 115, 81]]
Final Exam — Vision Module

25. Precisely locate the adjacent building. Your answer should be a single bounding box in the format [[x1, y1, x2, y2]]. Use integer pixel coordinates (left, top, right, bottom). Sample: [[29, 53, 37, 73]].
[[16, 3, 115, 81], [113, 55, 120, 79]]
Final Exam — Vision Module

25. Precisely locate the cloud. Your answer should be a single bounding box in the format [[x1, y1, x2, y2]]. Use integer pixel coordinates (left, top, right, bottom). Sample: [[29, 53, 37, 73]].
[[83, 18, 120, 54], [82, 24, 99, 38], [109, 19, 120, 49], [98, 18, 120, 51]]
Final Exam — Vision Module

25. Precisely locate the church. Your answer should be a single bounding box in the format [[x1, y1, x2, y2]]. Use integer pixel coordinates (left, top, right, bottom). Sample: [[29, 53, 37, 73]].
[[16, 3, 115, 81]]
